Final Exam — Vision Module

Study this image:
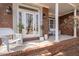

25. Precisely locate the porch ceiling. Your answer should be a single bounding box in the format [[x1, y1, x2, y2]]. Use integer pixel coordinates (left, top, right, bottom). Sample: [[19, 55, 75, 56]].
[[40, 3, 79, 17], [41, 3, 74, 17], [74, 3, 79, 9]]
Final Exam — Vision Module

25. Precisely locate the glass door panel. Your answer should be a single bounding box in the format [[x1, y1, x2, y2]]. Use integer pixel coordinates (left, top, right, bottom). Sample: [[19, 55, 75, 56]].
[[26, 13, 33, 34], [32, 12, 39, 34], [18, 11, 23, 33], [35, 13, 39, 34]]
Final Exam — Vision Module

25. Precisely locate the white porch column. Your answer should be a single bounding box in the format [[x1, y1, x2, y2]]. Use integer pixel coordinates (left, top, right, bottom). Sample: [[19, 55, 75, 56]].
[[55, 3, 59, 42], [74, 8, 77, 37], [13, 4, 19, 33]]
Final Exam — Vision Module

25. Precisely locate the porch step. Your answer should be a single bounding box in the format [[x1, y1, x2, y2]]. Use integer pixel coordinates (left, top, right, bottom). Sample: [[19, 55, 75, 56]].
[[23, 37, 39, 42]]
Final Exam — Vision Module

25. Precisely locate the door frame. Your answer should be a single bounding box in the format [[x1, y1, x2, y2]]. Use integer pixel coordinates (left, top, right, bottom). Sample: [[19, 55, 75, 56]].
[[13, 3, 42, 37]]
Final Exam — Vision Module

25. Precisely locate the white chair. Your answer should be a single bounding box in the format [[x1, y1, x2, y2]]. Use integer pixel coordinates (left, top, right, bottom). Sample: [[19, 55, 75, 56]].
[[0, 28, 23, 51]]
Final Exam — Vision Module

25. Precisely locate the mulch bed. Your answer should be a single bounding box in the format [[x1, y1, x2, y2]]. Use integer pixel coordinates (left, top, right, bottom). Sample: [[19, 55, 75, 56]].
[[55, 44, 79, 56], [1, 37, 79, 56]]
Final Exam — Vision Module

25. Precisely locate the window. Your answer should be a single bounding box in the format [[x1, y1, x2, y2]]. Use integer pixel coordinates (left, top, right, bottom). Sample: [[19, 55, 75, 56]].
[[49, 19, 55, 29], [50, 20, 53, 28]]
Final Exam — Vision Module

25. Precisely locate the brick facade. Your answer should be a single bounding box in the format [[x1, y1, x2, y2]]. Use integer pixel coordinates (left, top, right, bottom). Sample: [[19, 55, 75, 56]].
[[42, 7, 49, 35], [0, 3, 13, 28], [59, 12, 74, 35], [0, 4, 49, 36]]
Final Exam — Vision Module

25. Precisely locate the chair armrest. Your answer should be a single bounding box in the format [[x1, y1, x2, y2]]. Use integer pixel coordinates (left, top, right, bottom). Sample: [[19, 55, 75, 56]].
[[13, 33, 22, 40], [10, 33, 23, 43]]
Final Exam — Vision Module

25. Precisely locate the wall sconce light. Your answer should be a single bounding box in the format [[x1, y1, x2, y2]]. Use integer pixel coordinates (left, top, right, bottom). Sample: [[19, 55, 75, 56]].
[[6, 6, 12, 14], [43, 13, 46, 18]]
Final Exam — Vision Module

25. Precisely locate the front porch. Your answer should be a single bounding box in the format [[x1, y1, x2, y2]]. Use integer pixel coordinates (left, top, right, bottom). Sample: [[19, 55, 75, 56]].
[[0, 34, 74, 55], [0, 37, 79, 56], [0, 3, 79, 55]]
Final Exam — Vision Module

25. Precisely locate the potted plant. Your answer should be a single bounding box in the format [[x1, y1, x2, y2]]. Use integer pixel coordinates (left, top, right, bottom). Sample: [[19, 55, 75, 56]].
[[74, 17, 78, 27], [18, 21, 24, 33], [39, 24, 45, 41]]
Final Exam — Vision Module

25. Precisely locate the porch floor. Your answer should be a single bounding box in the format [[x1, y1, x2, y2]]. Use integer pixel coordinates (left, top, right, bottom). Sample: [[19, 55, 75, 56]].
[[49, 35, 74, 41], [0, 35, 75, 55]]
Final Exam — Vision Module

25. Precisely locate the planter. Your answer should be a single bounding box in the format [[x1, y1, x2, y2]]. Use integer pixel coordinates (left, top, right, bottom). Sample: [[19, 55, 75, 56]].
[[40, 36, 44, 41], [44, 34, 48, 40]]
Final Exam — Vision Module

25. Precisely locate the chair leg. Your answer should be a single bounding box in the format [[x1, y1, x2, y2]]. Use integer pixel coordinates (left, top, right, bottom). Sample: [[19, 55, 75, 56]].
[[3, 36, 10, 52], [6, 42, 9, 52]]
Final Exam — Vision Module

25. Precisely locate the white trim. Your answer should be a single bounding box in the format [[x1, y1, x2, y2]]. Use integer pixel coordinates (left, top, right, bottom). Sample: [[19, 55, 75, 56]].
[[31, 3, 49, 8], [18, 3, 40, 11], [74, 8, 77, 37], [68, 3, 76, 8]]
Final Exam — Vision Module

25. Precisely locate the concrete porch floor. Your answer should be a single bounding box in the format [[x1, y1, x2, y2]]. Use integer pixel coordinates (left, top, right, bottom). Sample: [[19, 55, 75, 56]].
[[0, 35, 75, 55], [49, 35, 74, 41]]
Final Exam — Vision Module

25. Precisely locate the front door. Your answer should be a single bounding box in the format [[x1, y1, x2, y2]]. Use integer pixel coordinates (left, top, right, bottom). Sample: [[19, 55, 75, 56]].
[[18, 9, 39, 36]]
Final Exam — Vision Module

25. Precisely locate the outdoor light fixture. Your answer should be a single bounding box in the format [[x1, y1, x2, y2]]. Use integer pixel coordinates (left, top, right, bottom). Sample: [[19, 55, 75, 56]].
[[6, 6, 12, 14], [43, 13, 46, 18]]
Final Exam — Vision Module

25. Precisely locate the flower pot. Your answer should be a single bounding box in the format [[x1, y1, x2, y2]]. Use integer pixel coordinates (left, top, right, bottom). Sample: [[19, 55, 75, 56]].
[[44, 34, 48, 40]]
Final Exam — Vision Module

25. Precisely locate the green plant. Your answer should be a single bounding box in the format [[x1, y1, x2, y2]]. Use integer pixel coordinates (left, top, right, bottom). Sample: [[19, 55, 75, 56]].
[[74, 18, 78, 27], [18, 21, 24, 33]]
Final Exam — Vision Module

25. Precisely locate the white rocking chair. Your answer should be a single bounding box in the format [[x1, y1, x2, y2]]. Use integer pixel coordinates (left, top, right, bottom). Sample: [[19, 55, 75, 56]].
[[0, 28, 23, 51]]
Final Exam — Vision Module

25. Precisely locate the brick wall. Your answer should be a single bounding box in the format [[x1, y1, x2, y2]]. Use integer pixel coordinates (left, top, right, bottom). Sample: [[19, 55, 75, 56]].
[[59, 12, 74, 35], [42, 7, 49, 35], [0, 3, 13, 28]]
